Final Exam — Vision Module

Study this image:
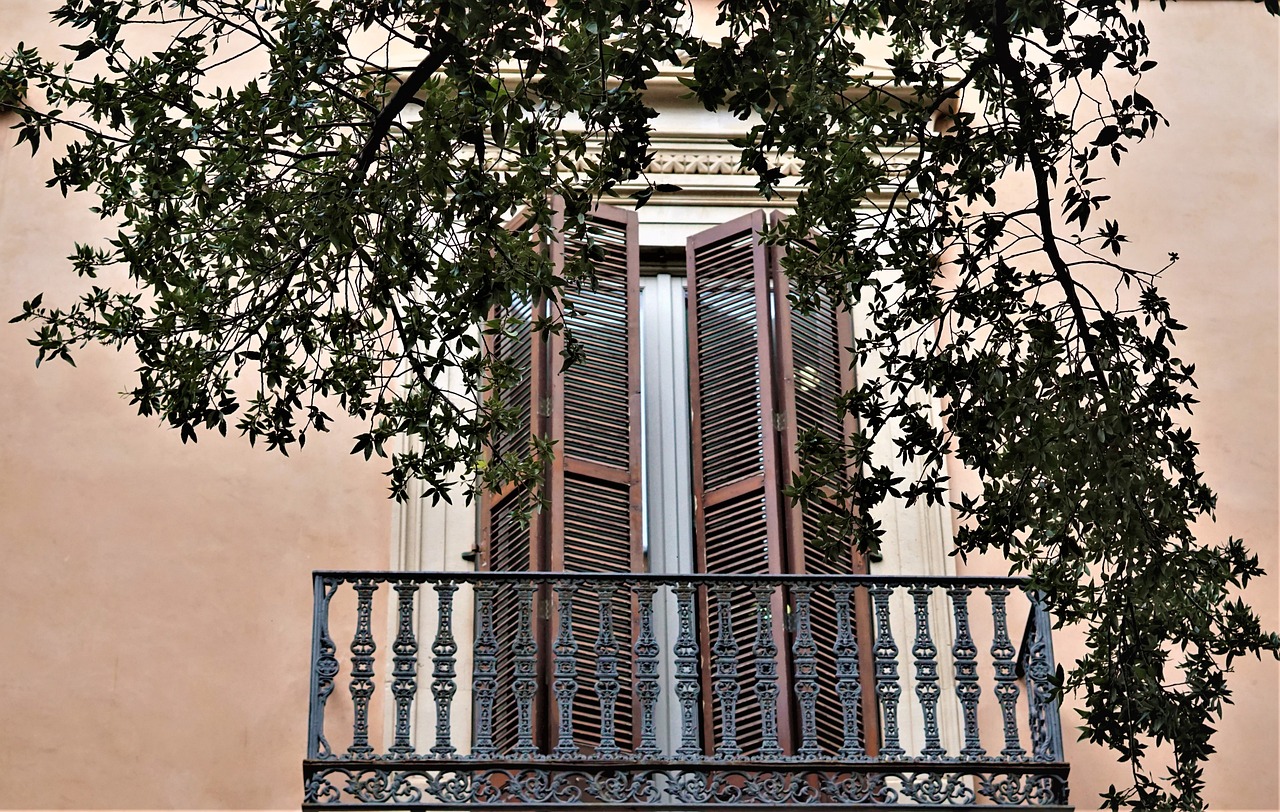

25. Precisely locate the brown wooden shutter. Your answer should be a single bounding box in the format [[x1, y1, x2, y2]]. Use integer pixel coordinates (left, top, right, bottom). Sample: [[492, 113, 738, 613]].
[[686, 211, 793, 755], [478, 294, 544, 574], [479, 203, 643, 754], [478, 211, 550, 574], [481, 297, 541, 753], [769, 225, 876, 755], [762, 220, 885, 753], [545, 202, 643, 752], [769, 224, 861, 575], [476, 213, 553, 754]]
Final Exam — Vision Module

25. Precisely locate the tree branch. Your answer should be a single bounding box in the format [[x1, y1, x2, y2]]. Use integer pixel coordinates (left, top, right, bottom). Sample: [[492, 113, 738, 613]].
[[988, 2, 1114, 391], [352, 30, 453, 185]]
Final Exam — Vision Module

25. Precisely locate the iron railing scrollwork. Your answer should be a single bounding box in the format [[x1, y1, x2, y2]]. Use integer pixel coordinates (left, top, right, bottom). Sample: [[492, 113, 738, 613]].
[[304, 571, 1069, 809]]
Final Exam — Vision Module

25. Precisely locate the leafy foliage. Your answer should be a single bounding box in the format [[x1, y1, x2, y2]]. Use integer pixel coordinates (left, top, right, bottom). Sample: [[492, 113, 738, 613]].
[[3, 1, 1277, 809]]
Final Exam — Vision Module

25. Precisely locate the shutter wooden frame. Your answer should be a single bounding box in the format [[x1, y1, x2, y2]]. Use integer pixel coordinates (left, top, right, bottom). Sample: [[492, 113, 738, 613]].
[[475, 208, 556, 753], [769, 213, 879, 756], [767, 212, 864, 575], [545, 201, 644, 753], [546, 202, 644, 577], [478, 208, 550, 574], [686, 211, 794, 755]]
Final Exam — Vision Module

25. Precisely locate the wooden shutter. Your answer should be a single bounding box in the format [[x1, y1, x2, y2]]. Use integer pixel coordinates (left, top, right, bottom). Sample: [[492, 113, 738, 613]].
[[479, 202, 643, 754], [686, 211, 793, 755], [545, 202, 644, 753], [769, 224, 875, 754], [477, 213, 553, 754], [769, 223, 861, 574], [478, 295, 545, 574]]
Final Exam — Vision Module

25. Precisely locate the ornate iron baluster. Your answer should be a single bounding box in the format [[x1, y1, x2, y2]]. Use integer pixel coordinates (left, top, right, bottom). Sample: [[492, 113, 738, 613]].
[[1025, 595, 1064, 761], [347, 578, 378, 756], [711, 583, 742, 759], [988, 586, 1026, 759], [552, 580, 581, 758], [430, 580, 458, 756], [389, 580, 420, 755], [633, 582, 661, 758], [790, 583, 820, 758], [471, 582, 499, 758], [593, 581, 622, 758], [870, 584, 904, 759], [831, 583, 865, 759], [673, 582, 702, 759], [308, 576, 341, 759], [751, 583, 784, 759], [947, 585, 984, 759], [512, 581, 538, 758], [909, 584, 944, 759]]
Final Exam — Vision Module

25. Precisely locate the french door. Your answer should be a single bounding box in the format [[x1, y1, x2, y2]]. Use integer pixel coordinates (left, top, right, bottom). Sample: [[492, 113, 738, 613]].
[[479, 203, 873, 757]]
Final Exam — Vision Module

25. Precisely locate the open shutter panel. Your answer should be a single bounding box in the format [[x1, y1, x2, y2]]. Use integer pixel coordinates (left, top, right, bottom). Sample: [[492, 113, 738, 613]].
[[478, 292, 549, 753], [479, 210, 551, 574], [686, 211, 793, 755], [547, 202, 643, 753], [768, 219, 863, 574], [479, 293, 543, 572], [477, 211, 555, 754], [770, 225, 875, 755]]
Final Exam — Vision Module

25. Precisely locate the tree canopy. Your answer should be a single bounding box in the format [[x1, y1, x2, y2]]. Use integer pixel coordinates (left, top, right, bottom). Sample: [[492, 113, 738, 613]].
[[2, 1, 1277, 809]]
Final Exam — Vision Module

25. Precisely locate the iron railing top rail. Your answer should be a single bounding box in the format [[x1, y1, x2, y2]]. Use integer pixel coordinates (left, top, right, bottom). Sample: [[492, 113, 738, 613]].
[[313, 570, 1034, 588], [305, 757, 1069, 771]]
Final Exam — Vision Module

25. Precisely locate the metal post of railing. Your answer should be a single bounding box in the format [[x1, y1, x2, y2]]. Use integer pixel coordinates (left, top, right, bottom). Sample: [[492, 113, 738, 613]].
[[430, 579, 459, 756], [307, 574, 340, 760], [347, 579, 378, 757], [672, 582, 702, 759], [512, 580, 538, 758], [832, 582, 865, 760], [633, 582, 661, 758], [711, 582, 742, 759], [870, 584, 904, 759], [389, 580, 419, 756], [790, 582, 820, 759], [909, 584, 944, 759], [1024, 593, 1065, 762], [552, 579, 580, 758], [989, 585, 1026, 760], [471, 581, 498, 758], [751, 582, 783, 759], [947, 584, 985, 759]]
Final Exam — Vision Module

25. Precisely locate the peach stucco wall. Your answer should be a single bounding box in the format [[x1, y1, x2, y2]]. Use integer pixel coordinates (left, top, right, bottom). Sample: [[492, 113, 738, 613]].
[[1067, 6, 1278, 808], [0, 3, 393, 809], [0, 0, 1276, 810], [953, 5, 1280, 810]]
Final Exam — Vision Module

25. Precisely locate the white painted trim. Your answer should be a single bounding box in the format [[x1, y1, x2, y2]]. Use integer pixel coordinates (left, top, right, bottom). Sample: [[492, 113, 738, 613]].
[[387, 361, 476, 755]]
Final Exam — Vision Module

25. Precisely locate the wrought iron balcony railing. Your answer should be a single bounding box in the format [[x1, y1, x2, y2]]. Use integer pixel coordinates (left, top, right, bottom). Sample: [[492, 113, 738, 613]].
[[304, 572, 1067, 809]]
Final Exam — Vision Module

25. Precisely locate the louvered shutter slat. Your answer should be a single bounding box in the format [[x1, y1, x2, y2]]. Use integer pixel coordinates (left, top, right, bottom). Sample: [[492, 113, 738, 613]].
[[769, 223, 875, 755], [547, 203, 643, 754], [687, 212, 794, 756]]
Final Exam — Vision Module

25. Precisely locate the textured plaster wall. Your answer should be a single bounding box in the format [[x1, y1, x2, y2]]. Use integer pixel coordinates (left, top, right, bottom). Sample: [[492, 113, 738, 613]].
[[0, 1, 392, 808], [0, 0, 1276, 810], [1070, 6, 1278, 808], [953, 5, 1279, 810]]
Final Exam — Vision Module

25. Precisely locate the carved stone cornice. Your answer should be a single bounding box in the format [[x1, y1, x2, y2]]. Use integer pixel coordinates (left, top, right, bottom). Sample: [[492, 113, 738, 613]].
[[562, 146, 804, 179]]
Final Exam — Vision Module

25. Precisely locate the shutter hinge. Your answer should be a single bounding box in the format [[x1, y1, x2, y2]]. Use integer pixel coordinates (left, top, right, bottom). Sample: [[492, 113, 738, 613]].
[[539, 397, 552, 417], [773, 411, 787, 431], [540, 594, 553, 620]]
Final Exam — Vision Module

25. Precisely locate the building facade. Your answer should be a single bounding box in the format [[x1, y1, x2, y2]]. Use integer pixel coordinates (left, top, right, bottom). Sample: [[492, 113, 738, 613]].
[[0, 1, 1275, 810]]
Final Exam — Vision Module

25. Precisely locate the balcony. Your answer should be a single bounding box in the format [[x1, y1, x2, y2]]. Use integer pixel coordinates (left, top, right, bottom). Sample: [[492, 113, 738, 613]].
[[304, 572, 1067, 809]]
